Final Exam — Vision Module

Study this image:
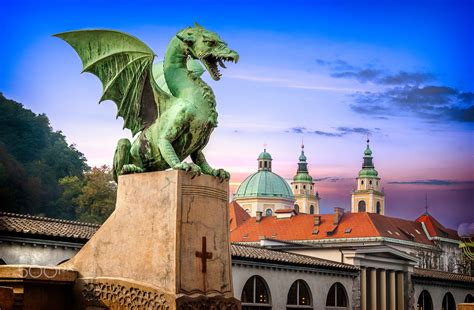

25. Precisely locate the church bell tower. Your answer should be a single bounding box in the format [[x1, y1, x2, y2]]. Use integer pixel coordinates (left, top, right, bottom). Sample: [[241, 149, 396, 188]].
[[351, 139, 385, 214], [291, 144, 320, 214]]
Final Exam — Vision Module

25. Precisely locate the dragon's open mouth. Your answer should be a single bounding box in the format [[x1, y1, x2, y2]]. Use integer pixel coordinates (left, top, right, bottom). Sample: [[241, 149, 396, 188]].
[[201, 55, 237, 81]]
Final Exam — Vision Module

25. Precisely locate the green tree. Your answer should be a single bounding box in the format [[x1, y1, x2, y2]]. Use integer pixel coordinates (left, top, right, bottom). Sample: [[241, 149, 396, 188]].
[[0, 93, 89, 216], [76, 166, 117, 224], [54, 176, 84, 220]]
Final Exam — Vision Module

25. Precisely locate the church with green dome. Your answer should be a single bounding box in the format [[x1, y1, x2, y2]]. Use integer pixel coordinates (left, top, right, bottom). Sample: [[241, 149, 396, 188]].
[[234, 146, 321, 217], [234, 149, 295, 216]]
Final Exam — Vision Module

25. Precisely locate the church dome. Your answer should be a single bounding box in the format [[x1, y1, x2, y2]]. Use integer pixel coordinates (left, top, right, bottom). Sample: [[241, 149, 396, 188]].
[[235, 170, 294, 199], [258, 150, 272, 160]]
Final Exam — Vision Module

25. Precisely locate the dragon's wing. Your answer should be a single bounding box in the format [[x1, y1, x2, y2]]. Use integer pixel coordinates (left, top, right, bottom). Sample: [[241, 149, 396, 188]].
[[55, 30, 169, 135]]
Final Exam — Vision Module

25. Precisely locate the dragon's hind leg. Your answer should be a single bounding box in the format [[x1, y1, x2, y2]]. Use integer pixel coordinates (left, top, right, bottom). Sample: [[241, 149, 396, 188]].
[[113, 138, 143, 182]]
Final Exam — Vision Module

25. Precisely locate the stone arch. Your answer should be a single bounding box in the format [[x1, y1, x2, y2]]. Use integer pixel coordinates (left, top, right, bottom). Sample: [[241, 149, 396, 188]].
[[326, 282, 348, 308], [442, 292, 455, 310], [465, 293, 473, 303], [241, 275, 272, 308], [358, 200, 366, 212], [287, 279, 312, 309], [417, 290, 433, 310]]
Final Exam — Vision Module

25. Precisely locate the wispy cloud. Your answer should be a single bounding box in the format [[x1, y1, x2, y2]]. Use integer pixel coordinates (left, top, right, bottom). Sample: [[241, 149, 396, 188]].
[[286, 126, 378, 137], [352, 85, 474, 122], [314, 58, 474, 123], [314, 177, 345, 183], [315, 58, 434, 85], [388, 179, 474, 186], [226, 74, 365, 93]]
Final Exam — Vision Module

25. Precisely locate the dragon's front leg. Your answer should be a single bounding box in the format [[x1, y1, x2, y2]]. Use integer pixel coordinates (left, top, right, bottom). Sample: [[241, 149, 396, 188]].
[[157, 138, 202, 178], [192, 150, 230, 182]]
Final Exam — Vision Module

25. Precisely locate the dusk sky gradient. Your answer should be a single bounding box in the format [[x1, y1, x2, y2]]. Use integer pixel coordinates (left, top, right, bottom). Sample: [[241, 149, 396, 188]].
[[1, 0, 473, 229]]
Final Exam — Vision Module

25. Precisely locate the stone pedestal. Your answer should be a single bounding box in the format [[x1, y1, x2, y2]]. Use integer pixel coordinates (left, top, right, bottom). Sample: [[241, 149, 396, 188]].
[[64, 170, 240, 309]]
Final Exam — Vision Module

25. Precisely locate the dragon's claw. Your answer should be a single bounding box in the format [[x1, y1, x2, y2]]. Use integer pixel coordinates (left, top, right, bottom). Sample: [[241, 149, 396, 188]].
[[212, 168, 230, 182], [174, 162, 202, 179]]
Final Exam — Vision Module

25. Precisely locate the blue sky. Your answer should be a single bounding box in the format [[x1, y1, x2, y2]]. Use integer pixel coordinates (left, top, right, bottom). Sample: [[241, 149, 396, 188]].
[[1, 0, 473, 228]]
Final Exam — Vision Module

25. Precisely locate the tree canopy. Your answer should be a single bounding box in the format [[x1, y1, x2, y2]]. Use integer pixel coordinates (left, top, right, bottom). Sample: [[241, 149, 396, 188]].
[[0, 93, 115, 223]]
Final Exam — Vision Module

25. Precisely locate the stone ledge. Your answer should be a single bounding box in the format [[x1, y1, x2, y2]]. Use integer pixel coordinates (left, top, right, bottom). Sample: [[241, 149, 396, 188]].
[[0, 265, 77, 283]]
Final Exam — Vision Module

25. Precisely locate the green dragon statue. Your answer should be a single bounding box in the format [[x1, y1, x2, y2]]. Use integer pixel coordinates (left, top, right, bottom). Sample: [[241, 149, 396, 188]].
[[55, 23, 238, 182]]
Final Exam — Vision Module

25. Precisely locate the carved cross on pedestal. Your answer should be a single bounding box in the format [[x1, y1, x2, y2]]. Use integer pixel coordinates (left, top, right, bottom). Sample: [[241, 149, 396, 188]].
[[195, 236, 212, 273]]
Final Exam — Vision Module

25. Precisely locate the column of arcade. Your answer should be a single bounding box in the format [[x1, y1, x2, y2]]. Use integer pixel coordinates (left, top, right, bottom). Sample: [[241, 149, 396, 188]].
[[360, 268, 406, 310]]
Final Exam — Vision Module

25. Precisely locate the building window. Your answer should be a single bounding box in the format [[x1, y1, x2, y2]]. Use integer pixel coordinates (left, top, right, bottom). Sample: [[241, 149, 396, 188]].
[[303, 185, 306, 190], [295, 185, 298, 189], [245, 209, 250, 214], [287, 280, 312, 309], [376, 201, 381, 214], [369, 180, 372, 185], [442, 292, 456, 310], [294, 204, 299, 214], [417, 290, 433, 310], [265, 209, 273, 216], [309, 205, 314, 214], [358, 200, 366, 212], [361, 180, 364, 185], [241, 276, 271, 309], [326, 282, 348, 308], [259, 162, 262, 168], [264, 161, 267, 168], [310, 186, 312, 190], [465, 294, 474, 303]]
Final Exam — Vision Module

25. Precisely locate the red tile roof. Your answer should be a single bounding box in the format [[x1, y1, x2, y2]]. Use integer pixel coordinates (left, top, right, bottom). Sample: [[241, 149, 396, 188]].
[[228, 201, 250, 231], [0, 212, 100, 241], [230, 211, 456, 246], [415, 213, 459, 240]]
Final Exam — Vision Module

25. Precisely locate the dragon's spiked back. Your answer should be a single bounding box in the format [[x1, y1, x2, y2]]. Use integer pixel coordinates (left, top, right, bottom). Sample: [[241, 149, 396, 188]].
[[176, 23, 239, 81], [54, 30, 167, 136]]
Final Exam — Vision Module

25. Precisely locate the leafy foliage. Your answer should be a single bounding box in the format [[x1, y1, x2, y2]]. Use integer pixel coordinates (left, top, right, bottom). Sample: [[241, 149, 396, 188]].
[[0, 93, 103, 220], [76, 166, 117, 224]]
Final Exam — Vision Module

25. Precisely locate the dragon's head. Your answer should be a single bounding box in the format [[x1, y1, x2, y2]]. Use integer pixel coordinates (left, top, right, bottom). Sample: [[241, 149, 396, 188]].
[[176, 23, 239, 81]]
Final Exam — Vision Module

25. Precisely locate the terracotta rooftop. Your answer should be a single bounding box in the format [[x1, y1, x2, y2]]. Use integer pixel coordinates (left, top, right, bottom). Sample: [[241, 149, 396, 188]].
[[228, 201, 250, 231], [230, 211, 458, 245], [413, 267, 474, 284], [231, 243, 358, 272], [0, 212, 100, 241], [415, 213, 459, 240]]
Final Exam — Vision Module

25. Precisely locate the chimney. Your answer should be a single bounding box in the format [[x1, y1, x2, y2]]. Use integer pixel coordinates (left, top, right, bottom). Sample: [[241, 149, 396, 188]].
[[256, 211, 263, 223], [314, 215, 321, 226], [333, 207, 345, 225]]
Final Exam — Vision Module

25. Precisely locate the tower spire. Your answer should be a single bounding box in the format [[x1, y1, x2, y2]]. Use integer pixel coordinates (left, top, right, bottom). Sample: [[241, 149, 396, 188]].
[[352, 138, 384, 214]]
